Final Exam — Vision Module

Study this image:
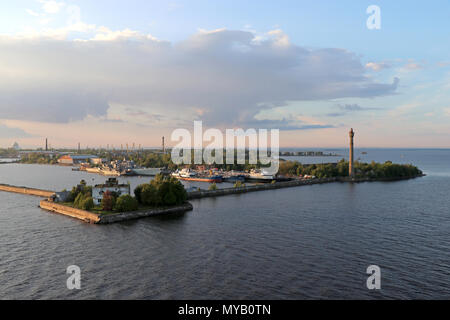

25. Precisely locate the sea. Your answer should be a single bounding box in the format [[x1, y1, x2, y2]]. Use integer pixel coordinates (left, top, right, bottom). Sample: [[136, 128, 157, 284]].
[[0, 148, 449, 299]]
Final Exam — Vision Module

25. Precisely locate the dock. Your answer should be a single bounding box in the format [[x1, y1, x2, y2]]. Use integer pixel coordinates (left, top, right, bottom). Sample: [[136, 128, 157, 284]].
[[187, 177, 338, 199], [0, 184, 55, 198]]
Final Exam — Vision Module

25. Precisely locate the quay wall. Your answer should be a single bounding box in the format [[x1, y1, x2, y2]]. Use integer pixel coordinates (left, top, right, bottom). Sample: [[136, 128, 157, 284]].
[[187, 177, 338, 200], [187, 174, 424, 200], [39, 200, 101, 224], [39, 200, 193, 224], [0, 184, 55, 198], [97, 202, 194, 224]]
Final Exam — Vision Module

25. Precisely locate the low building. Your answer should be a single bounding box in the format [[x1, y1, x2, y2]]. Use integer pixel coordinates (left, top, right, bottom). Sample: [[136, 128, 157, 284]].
[[58, 154, 98, 165], [92, 178, 130, 205], [52, 191, 71, 203]]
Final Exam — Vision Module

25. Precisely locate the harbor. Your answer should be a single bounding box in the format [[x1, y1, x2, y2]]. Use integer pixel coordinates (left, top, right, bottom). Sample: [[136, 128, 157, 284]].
[[0, 170, 423, 224]]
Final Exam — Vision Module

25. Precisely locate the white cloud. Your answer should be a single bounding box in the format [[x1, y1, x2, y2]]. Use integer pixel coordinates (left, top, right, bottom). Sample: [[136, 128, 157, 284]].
[[0, 28, 399, 129], [26, 9, 41, 17], [443, 108, 450, 116], [366, 61, 391, 72], [0, 123, 33, 138], [39, 0, 65, 14], [403, 62, 423, 70], [388, 103, 421, 117]]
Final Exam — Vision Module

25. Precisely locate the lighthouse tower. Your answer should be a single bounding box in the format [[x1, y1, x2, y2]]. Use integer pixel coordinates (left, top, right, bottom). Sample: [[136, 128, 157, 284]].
[[349, 128, 355, 177]]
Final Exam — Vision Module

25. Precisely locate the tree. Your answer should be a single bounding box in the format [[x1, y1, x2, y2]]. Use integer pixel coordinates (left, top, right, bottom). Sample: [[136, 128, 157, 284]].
[[208, 183, 217, 191], [134, 174, 187, 207], [140, 183, 159, 206], [101, 190, 116, 211], [80, 197, 94, 211], [115, 194, 139, 212], [134, 184, 144, 203]]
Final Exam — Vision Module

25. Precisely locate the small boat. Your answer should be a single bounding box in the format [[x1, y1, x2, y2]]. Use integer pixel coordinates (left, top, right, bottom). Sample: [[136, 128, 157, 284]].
[[85, 167, 101, 174], [248, 169, 275, 181], [174, 168, 222, 183], [179, 168, 197, 178], [99, 167, 121, 176]]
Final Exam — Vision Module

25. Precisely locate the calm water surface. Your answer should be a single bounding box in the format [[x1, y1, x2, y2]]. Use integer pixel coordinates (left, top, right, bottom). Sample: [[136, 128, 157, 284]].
[[0, 149, 449, 299]]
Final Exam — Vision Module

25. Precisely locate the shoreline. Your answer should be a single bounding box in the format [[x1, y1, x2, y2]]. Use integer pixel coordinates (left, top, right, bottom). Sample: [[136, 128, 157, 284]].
[[187, 174, 425, 200], [0, 173, 424, 224]]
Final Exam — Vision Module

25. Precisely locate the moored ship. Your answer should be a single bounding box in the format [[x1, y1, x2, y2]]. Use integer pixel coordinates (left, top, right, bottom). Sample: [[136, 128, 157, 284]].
[[132, 168, 163, 176], [173, 168, 222, 183]]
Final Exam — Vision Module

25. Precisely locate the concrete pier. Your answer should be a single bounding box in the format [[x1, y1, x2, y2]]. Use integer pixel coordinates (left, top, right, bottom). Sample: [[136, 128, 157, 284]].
[[40, 200, 101, 223], [187, 178, 338, 200], [39, 199, 193, 224], [0, 184, 55, 198]]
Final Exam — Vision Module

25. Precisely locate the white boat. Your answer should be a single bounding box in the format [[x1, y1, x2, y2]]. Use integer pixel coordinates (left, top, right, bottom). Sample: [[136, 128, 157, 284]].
[[248, 169, 275, 181], [100, 168, 121, 176], [171, 170, 180, 178], [85, 167, 101, 174], [179, 168, 197, 178], [132, 168, 162, 176]]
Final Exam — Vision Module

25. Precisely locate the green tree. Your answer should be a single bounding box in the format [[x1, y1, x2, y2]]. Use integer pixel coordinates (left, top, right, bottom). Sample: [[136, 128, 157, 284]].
[[115, 194, 139, 212], [208, 183, 217, 191], [135, 174, 187, 207], [80, 197, 94, 211]]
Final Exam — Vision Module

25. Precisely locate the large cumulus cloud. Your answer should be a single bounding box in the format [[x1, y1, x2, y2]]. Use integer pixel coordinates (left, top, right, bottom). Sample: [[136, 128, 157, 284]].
[[0, 29, 399, 128]]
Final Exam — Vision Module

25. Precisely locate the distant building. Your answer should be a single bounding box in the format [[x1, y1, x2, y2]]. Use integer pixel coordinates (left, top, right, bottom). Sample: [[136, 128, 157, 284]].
[[92, 178, 130, 205], [52, 191, 71, 203], [57, 154, 98, 165], [12, 142, 20, 150]]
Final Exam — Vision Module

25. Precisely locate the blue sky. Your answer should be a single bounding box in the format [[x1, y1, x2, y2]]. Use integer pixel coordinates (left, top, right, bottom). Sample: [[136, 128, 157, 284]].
[[0, 0, 449, 148], [3, 0, 449, 60]]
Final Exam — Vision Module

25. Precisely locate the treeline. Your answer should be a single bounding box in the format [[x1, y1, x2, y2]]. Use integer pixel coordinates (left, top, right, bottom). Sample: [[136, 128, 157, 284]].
[[105, 150, 266, 171], [63, 175, 187, 213], [134, 175, 187, 207], [278, 159, 422, 179], [66, 180, 94, 210], [0, 148, 19, 158], [19, 153, 57, 164]]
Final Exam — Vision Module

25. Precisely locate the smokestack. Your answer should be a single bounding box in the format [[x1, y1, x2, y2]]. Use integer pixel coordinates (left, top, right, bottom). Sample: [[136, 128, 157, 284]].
[[78, 142, 81, 154], [162, 136, 165, 153], [45, 138, 48, 151]]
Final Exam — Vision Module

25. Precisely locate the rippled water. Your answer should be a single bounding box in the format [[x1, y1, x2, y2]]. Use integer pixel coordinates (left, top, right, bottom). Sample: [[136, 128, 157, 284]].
[[0, 149, 449, 299]]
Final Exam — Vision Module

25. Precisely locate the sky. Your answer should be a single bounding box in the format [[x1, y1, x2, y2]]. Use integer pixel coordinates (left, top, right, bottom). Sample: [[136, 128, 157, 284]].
[[0, 0, 449, 148]]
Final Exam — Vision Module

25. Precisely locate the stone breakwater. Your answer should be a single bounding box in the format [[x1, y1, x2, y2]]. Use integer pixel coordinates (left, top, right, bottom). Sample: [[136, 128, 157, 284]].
[[186, 174, 425, 200], [187, 177, 339, 199], [0, 184, 55, 198], [96, 202, 194, 224], [39, 199, 193, 224], [40, 200, 101, 223]]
